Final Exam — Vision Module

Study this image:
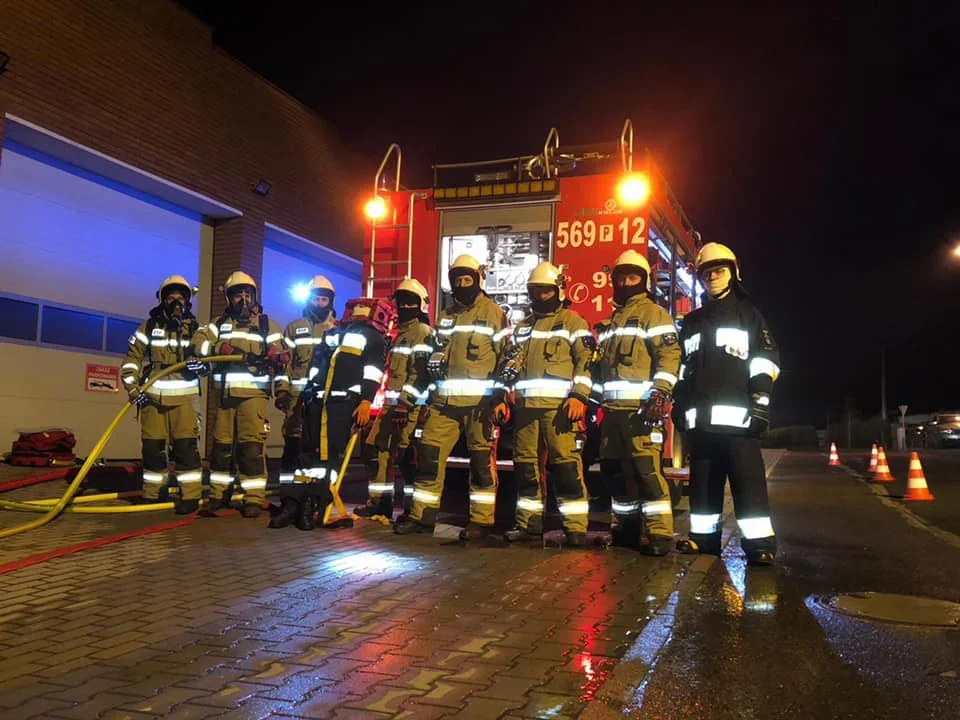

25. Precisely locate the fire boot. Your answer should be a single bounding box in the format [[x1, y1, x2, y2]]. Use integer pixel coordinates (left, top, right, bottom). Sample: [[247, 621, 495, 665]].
[[504, 526, 539, 543], [565, 531, 588, 548], [459, 523, 505, 547], [268, 497, 299, 529], [746, 549, 776, 567], [394, 516, 432, 535], [241, 503, 262, 519], [354, 495, 393, 519], [639, 534, 673, 557], [542, 529, 568, 548], [295, 498, 317, 531], [175, 499, 200, 516]]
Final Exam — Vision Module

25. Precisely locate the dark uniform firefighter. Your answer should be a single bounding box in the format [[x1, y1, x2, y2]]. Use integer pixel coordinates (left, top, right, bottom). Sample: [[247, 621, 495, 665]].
[[357, 279, 433, 519], [672, 242, 780, 565], [396, 254, 510, 542], [122, 276, 203, 514], [192, 272, 287, 518], [270, 298, 391, 530], [496, 262, 594, 547], [276, 275, 337, 485], [597, 250, 682, 556]]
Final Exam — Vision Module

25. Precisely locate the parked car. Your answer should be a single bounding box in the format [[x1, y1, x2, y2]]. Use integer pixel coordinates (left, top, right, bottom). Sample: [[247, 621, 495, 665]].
[[922, 412, 960, 448]]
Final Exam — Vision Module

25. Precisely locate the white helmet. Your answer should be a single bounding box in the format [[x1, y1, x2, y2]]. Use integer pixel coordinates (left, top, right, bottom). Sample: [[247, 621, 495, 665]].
[[393, 278, 429, 306], [527, 262, 566, 301], [612, 249, 652, 291], [156, 275, 193, 300], [223, 271, 257, 300], [695, 242, 741, 281], [307, 275, 335, 294]]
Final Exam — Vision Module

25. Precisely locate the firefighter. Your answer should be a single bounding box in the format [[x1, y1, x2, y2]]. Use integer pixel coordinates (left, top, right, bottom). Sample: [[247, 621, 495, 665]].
[[596, 250, 682, 556], [192, 272, 287, 518], [276, 275, 337, 488], [356, 279, 433, 520], [270, 297, 391, 530], [497, 262, 594, 547], [396, 254, 510, 543], [672, 242, 780, 565], [121, 276, 203, 514]]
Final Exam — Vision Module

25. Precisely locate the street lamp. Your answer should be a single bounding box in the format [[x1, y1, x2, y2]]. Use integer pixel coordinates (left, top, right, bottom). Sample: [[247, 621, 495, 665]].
[[953, 242, 960, 259]]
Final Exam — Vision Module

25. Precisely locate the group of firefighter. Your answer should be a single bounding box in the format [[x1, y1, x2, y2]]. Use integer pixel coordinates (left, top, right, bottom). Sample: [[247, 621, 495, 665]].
[[123, 241, 781, 565]]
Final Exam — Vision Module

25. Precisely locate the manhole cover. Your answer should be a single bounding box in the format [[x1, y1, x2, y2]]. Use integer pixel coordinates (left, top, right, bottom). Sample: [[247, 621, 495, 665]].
[[811, 592, 960, 628]]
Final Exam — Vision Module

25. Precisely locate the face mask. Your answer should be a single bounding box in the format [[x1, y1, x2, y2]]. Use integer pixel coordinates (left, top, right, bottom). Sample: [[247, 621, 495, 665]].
[[308, 305, 332, 322], [702, 265, 733, 299], [397, 306, 420, 323], [452, 284, 480, 306], [613, 283, 645, 307], [531, 295, 561, 315]]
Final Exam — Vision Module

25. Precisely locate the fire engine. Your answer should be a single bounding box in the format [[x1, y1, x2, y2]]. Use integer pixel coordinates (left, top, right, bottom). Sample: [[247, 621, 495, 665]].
[[361, 120, 702, 485]]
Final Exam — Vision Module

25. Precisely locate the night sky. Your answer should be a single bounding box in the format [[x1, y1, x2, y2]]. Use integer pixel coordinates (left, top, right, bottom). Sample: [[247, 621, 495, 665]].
[[182, 1, 960, 426]]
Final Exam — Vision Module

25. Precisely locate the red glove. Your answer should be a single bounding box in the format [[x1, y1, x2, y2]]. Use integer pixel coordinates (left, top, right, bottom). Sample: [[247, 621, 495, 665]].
[[640, 389, 671, 426], [392, 405, 410, 429]]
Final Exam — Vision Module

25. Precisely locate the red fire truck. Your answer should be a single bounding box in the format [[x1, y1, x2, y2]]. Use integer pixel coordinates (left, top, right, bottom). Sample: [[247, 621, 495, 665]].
[[361, 120, 701, 484]]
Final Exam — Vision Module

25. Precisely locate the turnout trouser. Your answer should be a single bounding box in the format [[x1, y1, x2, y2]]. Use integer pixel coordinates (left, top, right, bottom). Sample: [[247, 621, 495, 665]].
[[140, 400, 202, 501]]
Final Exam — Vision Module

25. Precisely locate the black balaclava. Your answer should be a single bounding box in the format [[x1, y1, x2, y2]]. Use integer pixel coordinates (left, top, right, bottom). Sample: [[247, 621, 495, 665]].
[[306, 289, 335, 323], [394, 290, 422, 323], [450, 268, 481, 306], [612, 267, 647, 306], [158, 285, 192, 330], [529, 286, 562, 316]]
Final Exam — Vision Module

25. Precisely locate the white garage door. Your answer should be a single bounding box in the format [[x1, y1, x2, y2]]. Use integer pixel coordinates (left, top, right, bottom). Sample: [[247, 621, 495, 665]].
[[260, 225, 361, 457], [0, 143, 204, 458]]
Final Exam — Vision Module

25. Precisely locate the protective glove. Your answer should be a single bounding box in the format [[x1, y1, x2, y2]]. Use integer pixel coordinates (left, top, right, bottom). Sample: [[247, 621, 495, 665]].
[[563, 396, 587, 423], [274, 390, 292, 411], [640, 389, 670, 426], [426, 352, 448, 381], [492, 402, 511, 427], [128, 387, 149, 408], [750, 393, 770, 434], [392, 405, 410, 430], [185, 360, 209, 377], [352, 399, 373, 430]]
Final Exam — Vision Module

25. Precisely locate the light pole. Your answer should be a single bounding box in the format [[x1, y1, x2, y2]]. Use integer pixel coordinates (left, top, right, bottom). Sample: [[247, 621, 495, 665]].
[[880, 344, 887, 447]]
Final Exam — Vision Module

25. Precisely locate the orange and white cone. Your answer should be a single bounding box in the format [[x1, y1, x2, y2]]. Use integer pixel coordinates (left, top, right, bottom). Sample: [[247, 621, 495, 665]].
[[828, 442, 841, 467], [867, 444, 878, 474], [903, 452, 935, 501], [872, 446, 894, 483]]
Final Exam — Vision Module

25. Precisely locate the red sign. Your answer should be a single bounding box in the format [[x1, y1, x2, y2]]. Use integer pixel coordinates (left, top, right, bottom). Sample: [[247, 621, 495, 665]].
[[85, 364, 120, 393], [553, 175, 647, 329]]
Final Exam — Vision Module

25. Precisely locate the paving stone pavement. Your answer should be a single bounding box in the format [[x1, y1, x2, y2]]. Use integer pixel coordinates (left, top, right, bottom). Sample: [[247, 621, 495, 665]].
[[0, 453, 785, 718]]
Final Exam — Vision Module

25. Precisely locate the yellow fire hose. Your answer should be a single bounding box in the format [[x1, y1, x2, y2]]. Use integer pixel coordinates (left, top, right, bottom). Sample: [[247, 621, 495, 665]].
[[6, 491, 142, 506], [321, 432, 359, 527], [0, 355, 242, 539]]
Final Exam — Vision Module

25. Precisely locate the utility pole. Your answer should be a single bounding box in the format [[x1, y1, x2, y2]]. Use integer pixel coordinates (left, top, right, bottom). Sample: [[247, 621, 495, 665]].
[[880, 345, 888, 447]]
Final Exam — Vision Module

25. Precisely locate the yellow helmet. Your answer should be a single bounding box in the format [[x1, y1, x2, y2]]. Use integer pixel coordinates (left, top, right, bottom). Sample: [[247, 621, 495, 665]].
[[449, 253, 485, 289], [393, 278, 429, 305], [527, 261, 566, 301], [223, 271, 257, 299], [695, 242, 741, 281], [156, 275, 193, 300], [307, 275, 335, 294], [613, 249, 652, 291]]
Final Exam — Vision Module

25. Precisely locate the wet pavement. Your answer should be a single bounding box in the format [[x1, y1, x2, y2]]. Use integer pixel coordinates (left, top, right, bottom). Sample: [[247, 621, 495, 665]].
[[1, 450, 958, 719]]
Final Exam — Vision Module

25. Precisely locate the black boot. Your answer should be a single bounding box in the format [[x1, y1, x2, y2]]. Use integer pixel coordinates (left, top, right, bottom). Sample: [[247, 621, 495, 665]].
[[354, 495, 393, 519], [639, 534, 673, 557], [175, 499, 200, 515], [746, 548, 776, 566], [268, 497, 299, 529], [394, 515, 432, 535], [565, 531, 588, 548], [295, 498, 317, 531], [504, 526, 539, 543], [241, 503, 262, 519]]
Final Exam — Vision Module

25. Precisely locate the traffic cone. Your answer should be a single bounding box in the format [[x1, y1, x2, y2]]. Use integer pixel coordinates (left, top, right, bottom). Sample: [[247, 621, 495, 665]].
[[828, 442, 841, 467], [903, 452, 935, 501], [872, 446, 894, 483], [867, 444, 878, 474]]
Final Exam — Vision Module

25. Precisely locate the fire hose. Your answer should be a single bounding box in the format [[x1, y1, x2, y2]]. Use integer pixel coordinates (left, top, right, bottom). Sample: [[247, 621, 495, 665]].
[[0, 355, 243, 539]]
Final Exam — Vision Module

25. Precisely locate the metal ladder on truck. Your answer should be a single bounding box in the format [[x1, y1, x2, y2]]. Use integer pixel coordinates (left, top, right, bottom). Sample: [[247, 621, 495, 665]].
[[365, 144, 426, 297]]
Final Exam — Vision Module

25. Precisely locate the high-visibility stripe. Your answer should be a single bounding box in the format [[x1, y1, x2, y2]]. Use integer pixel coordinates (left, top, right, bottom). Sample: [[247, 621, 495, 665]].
[[678, 364, 686, 381], [573, 375, 593, 388], [241, 478, 267, 491], [438, 325, 496, 337], [690, 513, 721, 534], [274, 375, 290, 383], [278, 473, 295, 484], [612, 500, 642, 515], [755, 394, 770, 407], [121, 362, 140, 371], [469, 492, 496, 505], [404, 486, 415, 496], [516, 497, 543, 512], [207, 323, 219, 335], [363, 365, 384, 382], [402, 384, 428, 399], [602, 380, 652, 400], [266, 332, 283, 343], [647, 325, 678, 337], [749, 357, 780, 381], [390, 346, 414, 356], [325, 335, 339, 346], [571, 329, 593, 341], [122, 376, 137, 386], [200, 340, 211, 356], [413, 489, 440, 506], [284, 337, 297, 349], [151, 379, 199, 391], [209, 472, 234, 485], [342, 332, 368, 350], [220, 331, 266, 343], [653, 371, 678, 386], [716, 327, 749, 358], [294, 337, 325, 346], [177, 471, 203, 483], [711, 405, 750, 428], [558, 500, 590, 515], [292, 378, 309, 387], [412, 344, 433, 354], [436, 379, 495, 396], [684, 333, 701, 355], [368, 483, 394, 493], [142, 471, 166, 485], [308, 367, 319, 380], [686, 408, 697, 429], [492, 327, 511, 341], [738, 516, 774, 539], [514, 378, 572, 398], [134, 331, 149, 345], [642, 500, 673, 516]]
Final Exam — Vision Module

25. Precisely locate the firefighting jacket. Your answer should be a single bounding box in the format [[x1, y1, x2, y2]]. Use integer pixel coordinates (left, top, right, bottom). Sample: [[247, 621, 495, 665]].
[[277, 314, 336, 397], [596, 294, 682, 411], [192, 312, 286, 399], [384, 318, 433, 410], [306, 322, 387, 404], [121, 311, 200, 406], [431, 293, 510, 408], [672, 291, 780, 435], [507, 307, 594, 410]]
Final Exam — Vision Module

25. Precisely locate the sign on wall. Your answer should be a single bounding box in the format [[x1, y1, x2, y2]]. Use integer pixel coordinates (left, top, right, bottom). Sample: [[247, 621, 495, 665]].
[[85, 364, 120, 393]]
